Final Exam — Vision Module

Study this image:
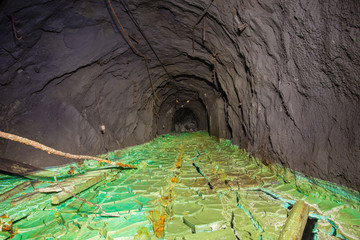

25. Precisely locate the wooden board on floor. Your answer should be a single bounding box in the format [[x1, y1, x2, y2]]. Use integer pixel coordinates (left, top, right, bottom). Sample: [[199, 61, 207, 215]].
[[0, 157, 44, 176]]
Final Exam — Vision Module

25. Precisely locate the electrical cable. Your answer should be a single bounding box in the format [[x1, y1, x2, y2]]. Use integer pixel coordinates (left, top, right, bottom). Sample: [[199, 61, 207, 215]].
[[106, 0, 160, 101], [119, 0, 172, 80]]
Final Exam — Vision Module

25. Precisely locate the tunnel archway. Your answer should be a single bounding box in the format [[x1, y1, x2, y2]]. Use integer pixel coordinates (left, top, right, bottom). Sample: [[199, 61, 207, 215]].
[[172, 108, 198, 132], [153, 79, 223, 136]]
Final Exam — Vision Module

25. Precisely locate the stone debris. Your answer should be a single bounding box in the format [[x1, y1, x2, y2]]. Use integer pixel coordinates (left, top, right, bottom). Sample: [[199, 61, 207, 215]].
[[0, 132, 359, 239]]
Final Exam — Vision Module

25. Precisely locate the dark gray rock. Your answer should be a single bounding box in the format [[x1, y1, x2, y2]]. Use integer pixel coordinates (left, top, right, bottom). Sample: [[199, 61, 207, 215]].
[[0, 0, 359, 191]]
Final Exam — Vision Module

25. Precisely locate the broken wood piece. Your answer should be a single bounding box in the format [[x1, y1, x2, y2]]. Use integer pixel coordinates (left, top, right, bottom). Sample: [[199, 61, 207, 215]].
[[36, 169, 110, 193], [279, 200, 310, 240], [238, 23, 248, 32], [51, 170, 109, 205], [11, 191, 43, 207], [0, 157, 45, 176], [35, 181, 74, 193], [0, 180, 40, 203]]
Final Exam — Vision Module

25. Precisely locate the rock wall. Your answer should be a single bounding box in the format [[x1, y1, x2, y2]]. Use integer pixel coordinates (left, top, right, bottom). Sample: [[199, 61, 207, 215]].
[[0, 0, 359, 190], [0, 0, 157, 166]]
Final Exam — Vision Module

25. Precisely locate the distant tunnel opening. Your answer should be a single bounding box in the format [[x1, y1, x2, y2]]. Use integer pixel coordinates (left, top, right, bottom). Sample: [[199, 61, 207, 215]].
[[172, 108, 199, 133], [155, 81, 213, 136]]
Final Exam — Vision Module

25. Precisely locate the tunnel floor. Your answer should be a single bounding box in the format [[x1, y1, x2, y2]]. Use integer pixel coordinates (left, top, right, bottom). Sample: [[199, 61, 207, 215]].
[[0, 132, 359, 239]]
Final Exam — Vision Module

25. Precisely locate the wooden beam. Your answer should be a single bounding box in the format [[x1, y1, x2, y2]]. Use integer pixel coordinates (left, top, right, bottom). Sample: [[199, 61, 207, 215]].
[[279, 200, 310, 240], [51, 170, 109, 205], [0, 157, 44, 176], [0, 180, 40, 203]]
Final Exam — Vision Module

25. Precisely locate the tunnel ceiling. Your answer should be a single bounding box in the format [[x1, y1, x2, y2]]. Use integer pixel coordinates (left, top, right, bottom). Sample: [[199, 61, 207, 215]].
[[0, 0, 359, 191]]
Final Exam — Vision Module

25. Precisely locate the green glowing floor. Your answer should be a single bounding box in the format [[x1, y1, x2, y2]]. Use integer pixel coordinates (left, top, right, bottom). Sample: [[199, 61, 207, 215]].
[[0, 132, 359, 239]]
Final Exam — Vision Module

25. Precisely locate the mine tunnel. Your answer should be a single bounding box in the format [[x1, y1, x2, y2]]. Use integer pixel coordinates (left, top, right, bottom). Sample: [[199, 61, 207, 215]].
[[172, 108, 199, 133], [0, 0, 359, 239]]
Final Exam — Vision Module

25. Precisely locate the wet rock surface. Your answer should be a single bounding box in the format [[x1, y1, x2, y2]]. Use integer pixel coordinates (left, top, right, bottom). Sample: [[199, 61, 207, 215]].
[[0, 0, 359, 191], [0, 133, 359, 239]]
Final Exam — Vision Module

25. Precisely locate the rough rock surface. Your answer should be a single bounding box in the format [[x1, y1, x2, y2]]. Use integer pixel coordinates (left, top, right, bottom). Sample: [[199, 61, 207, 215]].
[[0, 0, 359, 190]]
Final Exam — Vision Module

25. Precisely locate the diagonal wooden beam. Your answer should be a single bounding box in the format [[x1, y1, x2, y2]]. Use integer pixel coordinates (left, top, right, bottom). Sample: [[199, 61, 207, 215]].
[[0, 157, 44, 176]]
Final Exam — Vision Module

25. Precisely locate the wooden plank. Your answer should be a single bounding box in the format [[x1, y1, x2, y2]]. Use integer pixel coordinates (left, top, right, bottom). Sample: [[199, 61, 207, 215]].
[[0, 180, 39, 203], [279, 200, 310, 240], [35, 170, 107, 193], [0, 157, 44, 176], [35, 181, 75, 193], [11, 191, 43, 207], [51, 170, 109, 205], [10, 170, 110, 207]]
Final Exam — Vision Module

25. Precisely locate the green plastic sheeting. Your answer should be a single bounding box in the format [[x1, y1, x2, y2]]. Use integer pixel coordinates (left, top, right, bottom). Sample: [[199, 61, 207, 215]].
[[0, 132, 359, 239]]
